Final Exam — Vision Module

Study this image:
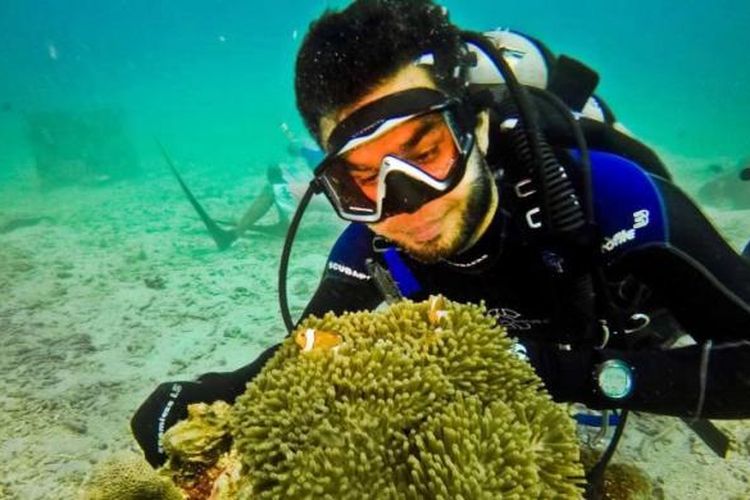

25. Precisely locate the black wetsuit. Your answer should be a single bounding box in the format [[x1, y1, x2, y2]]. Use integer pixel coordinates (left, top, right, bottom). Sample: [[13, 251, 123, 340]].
[[132, 112, 750, 469]]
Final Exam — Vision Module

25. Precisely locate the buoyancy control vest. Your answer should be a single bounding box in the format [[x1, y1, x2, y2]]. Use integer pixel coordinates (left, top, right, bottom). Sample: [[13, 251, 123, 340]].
[[411, 29, 675, 349]]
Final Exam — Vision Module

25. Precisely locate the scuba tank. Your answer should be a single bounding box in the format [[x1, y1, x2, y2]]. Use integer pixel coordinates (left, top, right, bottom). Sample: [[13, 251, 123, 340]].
[[464, 29, 553, 89], [465, 29, 624, 128]]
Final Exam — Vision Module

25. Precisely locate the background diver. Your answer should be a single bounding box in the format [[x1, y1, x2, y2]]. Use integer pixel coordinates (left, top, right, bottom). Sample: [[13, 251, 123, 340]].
[[163, 122, 323, 249], [136, 0, 750, 490]]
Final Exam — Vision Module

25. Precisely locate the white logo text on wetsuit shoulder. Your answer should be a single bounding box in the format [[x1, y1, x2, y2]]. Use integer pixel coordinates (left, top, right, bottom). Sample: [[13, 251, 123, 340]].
[[487, 307, 549, 331], [328, 261, 371, 281], [601, 209, 650, 253]]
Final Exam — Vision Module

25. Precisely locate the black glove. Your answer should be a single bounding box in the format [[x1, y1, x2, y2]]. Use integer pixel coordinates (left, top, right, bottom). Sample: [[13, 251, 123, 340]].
[[131, 380, 214, 467], [131, 344, 280, 467]]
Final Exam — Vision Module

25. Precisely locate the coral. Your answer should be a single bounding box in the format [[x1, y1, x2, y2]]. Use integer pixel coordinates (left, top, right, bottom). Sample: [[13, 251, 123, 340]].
[[229, 297, 585, 498], [80, 452, 183, 500], [163, 449, 243, 500]]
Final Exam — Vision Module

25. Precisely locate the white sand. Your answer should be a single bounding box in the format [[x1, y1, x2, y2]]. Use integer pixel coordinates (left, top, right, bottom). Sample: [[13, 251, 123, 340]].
[[0, 165, 748, 499]]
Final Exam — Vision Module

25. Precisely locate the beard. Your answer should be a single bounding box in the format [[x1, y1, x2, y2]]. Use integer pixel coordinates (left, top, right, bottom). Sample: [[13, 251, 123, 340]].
[[393, 151, 495, 263], [448, 157, 495, 254]]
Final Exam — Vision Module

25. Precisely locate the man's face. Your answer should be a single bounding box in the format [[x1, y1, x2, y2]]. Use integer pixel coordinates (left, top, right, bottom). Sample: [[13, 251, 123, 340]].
[[319, 65, 496, 263]]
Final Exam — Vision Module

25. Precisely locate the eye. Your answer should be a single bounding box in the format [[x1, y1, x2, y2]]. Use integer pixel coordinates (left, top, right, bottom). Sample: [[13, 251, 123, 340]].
[[411, 147, 438, 163], [353, 170, 378, 185]]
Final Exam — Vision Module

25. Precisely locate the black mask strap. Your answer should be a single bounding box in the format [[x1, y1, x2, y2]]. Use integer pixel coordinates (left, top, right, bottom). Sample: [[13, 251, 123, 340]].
[[326, 88, 450, 153]]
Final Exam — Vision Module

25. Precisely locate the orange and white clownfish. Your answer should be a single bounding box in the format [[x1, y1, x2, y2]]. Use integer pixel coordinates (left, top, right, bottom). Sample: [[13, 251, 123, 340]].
[[295, 328, 343, 353]]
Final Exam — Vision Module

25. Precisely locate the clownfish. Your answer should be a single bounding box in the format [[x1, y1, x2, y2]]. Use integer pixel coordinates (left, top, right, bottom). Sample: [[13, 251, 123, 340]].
[[295, 328, 343, 353], [428, 295, 449, 326]]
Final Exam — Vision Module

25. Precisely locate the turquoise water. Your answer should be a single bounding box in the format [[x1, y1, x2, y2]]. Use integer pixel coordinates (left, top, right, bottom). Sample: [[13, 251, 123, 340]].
[[0, 1, 749, 498], [1, 0, 749, 178]]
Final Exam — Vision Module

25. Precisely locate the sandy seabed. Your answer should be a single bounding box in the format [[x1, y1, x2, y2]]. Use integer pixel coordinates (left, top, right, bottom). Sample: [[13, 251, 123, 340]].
[[0, 163, 749, 499]]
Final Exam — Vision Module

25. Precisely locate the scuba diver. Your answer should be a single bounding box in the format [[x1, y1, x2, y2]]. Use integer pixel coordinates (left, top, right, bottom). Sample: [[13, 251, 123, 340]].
[[162, 123, 323, 249], [229, 126, 324, 241], [133, 0, 750, 489]]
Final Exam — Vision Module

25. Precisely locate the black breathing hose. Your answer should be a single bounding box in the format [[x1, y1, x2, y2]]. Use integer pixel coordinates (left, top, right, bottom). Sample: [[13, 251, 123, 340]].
[[524, 87, 627, 334], [461, 31, 553, 229], [524, 87, 594, 228], [278, 182, 318, 332], [586, 410, 629, 498]]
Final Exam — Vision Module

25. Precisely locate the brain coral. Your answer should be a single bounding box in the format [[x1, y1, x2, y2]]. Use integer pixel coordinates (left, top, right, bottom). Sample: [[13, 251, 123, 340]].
[[81, 452, 183, 500], [228, 297, 585, 498]]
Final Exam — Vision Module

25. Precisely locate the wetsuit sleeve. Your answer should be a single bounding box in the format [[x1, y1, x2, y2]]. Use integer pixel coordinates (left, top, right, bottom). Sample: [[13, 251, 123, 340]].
[[590, 150, 750, 340], [526, 339, 750, 419], [300, 222, 383, 318], [131, 344, 280, 467], [545, 153, 750, 418], [618, 176, 750, 341]]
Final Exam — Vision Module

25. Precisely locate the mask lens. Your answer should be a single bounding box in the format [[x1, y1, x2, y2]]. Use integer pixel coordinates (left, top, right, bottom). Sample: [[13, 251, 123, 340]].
[[320, 156, 377, 217], [344, 112, 459, 192], [318, 108, 466, 222]]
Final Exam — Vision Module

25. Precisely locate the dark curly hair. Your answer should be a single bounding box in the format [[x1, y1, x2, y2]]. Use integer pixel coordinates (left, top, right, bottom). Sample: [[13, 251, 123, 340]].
[[295, 0, 465, 144]]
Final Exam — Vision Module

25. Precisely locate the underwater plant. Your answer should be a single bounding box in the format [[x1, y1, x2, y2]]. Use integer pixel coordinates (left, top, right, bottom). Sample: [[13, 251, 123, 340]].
[[83, 297, 586, 499]]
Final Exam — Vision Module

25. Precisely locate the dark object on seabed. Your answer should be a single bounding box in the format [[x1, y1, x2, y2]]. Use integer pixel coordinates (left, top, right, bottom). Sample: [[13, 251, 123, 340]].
[[26, 109, 140, 186], [683, 418, 733, 459], [696, 161, 750, 210], [0, 215, 54, 235]]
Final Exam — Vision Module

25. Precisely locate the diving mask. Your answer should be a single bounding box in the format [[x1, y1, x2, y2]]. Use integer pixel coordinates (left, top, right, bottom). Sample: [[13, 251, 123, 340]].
[[315, 88, 476, 223]]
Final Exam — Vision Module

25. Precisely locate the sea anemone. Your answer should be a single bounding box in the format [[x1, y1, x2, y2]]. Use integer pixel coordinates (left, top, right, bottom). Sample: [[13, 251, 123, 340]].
[[85, 297, 586, 499], [229, 297, 585, 498]]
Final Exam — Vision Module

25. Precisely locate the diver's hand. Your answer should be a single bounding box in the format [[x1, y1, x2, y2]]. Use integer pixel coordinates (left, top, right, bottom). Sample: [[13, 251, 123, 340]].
[[131, 374, 252, 467], [131, 345, 280, 467], [131, 380, 219, 467]]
